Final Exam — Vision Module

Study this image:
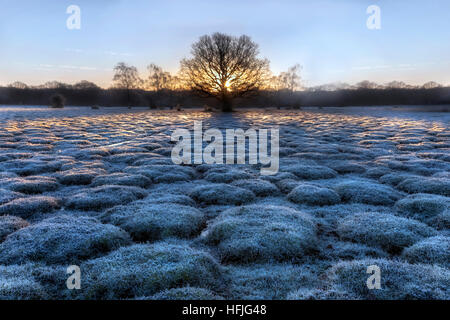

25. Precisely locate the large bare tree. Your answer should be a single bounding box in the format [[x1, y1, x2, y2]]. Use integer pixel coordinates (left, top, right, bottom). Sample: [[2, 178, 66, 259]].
[[181, 33, 269, 111], [112, 62, 142, 107]]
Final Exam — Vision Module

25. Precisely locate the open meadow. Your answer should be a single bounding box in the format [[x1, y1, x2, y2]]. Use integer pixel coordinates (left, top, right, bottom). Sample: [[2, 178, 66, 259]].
[[0, 105, 448, 300]]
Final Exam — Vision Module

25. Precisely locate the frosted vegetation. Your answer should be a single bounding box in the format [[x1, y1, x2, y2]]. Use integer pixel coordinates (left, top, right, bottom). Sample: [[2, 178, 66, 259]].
[[0, 106, 448, 300]]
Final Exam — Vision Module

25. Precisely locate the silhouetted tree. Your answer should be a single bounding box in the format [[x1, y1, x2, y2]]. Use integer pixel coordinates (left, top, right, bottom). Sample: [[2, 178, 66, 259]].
[[8, 81, 28, 89], [146, 64, 172, 91], [356, 80, 381, 89], [271, 65, 303, 108], [112, 62, 142, 107], [146, 64, 173, 108], [73, 80, 100, 90], [278, 64, 302, 92], [42, 81, 70, 89], [180, 33, 269, 111], [422, 81, 442, 89], [50, 94, 65, 108]]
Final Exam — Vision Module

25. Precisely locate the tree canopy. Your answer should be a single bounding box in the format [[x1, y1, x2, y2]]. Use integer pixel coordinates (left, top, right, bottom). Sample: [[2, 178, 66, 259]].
[[180, 33, 270, 111]]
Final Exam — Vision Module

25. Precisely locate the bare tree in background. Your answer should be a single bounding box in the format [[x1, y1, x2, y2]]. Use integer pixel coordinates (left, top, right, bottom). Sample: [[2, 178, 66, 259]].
[[147, 64, 172, 91], [112, 62, 142, 107], [422, 81, 442, 89], [268, 64, 302, 109], [278, 64, 302, 92], [181, 33, 269, 112], [8, 81, 28, 89], [146, 64, 172, 108]]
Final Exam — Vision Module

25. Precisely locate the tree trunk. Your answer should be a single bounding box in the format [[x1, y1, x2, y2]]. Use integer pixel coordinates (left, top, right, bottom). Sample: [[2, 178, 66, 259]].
[[221, 93, 233, 112]]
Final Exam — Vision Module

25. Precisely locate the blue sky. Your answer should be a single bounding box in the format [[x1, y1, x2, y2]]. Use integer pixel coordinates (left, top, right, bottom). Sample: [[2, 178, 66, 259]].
[[1, 0, 449, 87]]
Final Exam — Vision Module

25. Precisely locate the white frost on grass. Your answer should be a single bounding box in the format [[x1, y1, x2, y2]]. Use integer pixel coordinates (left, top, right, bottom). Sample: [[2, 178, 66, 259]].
[[337, 212, 437, 252], [80, 242, 223, 299], [203, 205, 317, 263], [0, 215, 131, 265]]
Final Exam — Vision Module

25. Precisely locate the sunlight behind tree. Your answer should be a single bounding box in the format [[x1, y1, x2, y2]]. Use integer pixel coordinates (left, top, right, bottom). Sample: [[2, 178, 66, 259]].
[[180, 33, 270, 112]]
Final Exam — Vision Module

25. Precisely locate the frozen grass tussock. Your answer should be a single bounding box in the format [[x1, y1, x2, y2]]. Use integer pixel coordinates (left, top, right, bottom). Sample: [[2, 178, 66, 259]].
[[395, 193, 449, 222], [144, 192, 197, 207], [282, 164, 338, 180], [337, 212, 437, 252], [1, 176, 60, 194], [66, 185, 147, 211], [0, 264, 49, 300], [203, 205, 317, 263], [334, 180, 401, 205], [0, 188, 24, 205], [287, 184, 341, 206], [0, 215, 131, 264], [80, 243, 223, 299], [124, 165, 196, 184], [190, 183, 255, 205], [231, 179, 279, 197], [0, 215, 29, 241], [402, 236, 450, 267], [227, 264, 320, 299], [91, 173, 152, 188], [57, 169, 104, 185], [102, 202, 205, 241], [397, 177, 450, 196], [320, 240, 388, 261], [204, 168, 253, 183], [0, 196, 61, 218], [326, 259, 450, 299]]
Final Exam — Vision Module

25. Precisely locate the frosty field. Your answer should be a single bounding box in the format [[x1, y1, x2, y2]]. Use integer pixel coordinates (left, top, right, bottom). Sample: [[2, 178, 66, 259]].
[[0, 105, 449, 300]]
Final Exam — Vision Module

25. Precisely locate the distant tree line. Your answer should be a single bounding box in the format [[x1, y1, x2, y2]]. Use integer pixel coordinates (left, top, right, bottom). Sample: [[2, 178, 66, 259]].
[[1, 33, 449, 109], [1, 83, 449, 109]]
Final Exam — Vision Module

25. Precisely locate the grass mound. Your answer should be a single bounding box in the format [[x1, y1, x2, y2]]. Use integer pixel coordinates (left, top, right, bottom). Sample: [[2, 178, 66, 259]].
[[327, 259, 449, 299], [0, 196, 61, 218], [66, 185, 147, 211], [204, 168, 253, 183], [203, 205, 317, 263], [0, 215, 29, 241], [1, 176, 60, 194], [80, 243, 222, 299], [92, 173, 152, 188], [102, 202, 205, 241], [124, 165, 196, 184], [0, 215, 131, 264], [57, 169, 104, 185], [321, 240, 388, 260], [288, 184, 340, 206], [276, 179, 300, 194], [334, 180, 401, 205], [0, 264, 49, 299], [395, 194, 449, 222], [397, 177, 450, 196], [231, 179, 279, 197], [0, 188, 24, 205], [190, 184, 255, 205], [337, 212, 437, 252], [402, 236, 450, 267], [283, 164, 337, 180], [227, 264, 320, 299]]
